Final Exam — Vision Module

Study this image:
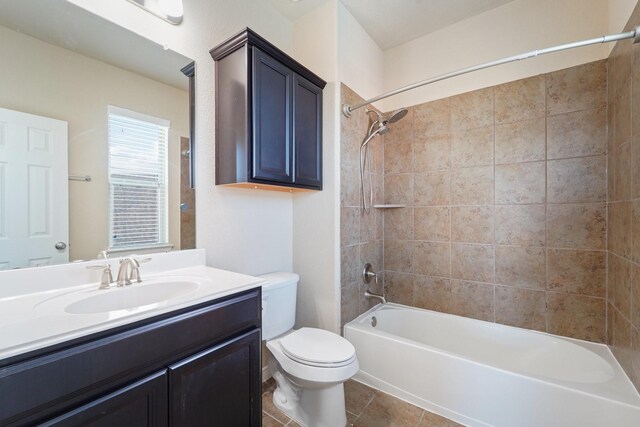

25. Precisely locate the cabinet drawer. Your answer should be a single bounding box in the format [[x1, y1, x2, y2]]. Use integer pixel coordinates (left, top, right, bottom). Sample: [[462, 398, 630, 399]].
[[0, 289, 260, 426]]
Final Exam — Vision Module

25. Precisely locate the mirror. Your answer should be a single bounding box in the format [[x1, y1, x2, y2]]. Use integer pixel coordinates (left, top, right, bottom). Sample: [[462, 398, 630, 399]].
[[0, 0, 195, 269]]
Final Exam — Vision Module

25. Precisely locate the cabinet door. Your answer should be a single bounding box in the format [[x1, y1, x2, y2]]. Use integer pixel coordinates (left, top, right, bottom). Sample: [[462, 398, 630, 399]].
[[293, 74, 322, 189], [168, 329, 261, 427], [252, 47, 293, 183], [41, 371, 168, 427]]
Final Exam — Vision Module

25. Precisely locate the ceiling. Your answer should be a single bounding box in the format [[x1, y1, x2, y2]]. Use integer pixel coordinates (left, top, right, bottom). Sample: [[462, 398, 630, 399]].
[[0, 0, 192, 90], [269, 0, 518, 50]]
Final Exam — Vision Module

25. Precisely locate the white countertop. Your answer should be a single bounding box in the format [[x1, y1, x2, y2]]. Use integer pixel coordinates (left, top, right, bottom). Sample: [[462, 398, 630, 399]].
[[0, 251, 266, 362]]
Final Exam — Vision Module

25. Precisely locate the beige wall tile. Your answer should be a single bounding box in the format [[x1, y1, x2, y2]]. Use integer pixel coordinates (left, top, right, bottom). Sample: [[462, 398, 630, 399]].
[[384, 271, 414, 306], [547, 249, 606, 297], [450, 280, 495, 322], [415, 207, 450, 242], [547, 156, 606, 203], [341, 207, 360, 247], [384, 239, 413, 273], [495, 162, 546, 205], [341, 244, 359, 285], [633, 201, 640, 264], [413, 275, 451, 313], [495, 205, 546, 246], [360, 241, 383, 274], [451, 243, 495, 283], [414, 241, 450, 277], [547, 293, 606, 342], [633, 138, 640, 199], [451, 166, 494, 205], [632, 263, 640, 330], [547, 108, 606, 160], [495, 286, 546, 331], [495, 245, 546, 290], [384, 174, 414, 205], [451, 87, 494, 130], [609, 201, 632, 259], [613, 142, 631, 202], [361, 207, 382, 242], [414, 135, 450, 172], [451, 125, 494, 168], [341, 165, 359, 207], [609, 304, 633, 373], [614, 79, 632, 148], [414, 98, 450, 138], [451, 206, 493, 244], [609, 253, 633, 319], [495, 118, 546, 164], [384, 141, 413, 174], [414, 171, 450, 206], [612, 40, 632, 97], [632, 327, 640, 389], [341, 283, 360, 329], [547, 60, 606, 116], [495, 75, 545, 124], [548, 203, 606, 250], [384, 208, 413, 240]]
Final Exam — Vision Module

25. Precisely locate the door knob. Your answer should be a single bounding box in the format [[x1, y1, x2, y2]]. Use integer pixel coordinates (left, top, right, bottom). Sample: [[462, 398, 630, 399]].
[[55, 242, 67, 250]]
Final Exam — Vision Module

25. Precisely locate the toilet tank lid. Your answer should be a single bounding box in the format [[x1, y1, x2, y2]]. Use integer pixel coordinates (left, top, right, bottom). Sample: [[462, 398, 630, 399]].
[[258, 272, 299, 289]]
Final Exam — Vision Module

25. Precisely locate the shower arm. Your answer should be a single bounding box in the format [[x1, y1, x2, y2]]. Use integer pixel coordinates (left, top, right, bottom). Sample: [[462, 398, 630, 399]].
[[343, 27, 640, 117]]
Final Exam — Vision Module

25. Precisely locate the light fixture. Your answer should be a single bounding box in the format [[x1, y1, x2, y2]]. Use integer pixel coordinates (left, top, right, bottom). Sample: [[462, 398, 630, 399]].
[[126, 0, 183, 25]]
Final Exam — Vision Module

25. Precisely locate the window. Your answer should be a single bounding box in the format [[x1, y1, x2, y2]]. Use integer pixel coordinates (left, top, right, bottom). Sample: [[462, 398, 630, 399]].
[[108, 106, 169, 250]]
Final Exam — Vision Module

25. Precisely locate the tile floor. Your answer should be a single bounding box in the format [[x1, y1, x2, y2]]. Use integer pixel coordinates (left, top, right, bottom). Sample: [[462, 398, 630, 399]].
[[262, 378, 463, 427]]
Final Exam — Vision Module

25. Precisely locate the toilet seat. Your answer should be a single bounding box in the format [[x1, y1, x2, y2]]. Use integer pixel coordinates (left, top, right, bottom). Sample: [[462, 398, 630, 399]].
[[280, 328, 356, 368]]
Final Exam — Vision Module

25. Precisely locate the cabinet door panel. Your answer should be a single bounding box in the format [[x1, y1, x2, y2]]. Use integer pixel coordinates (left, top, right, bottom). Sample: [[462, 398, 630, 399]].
[[41, 371, 168, 427], [293, 74, 322, 188], [169, 329, 261, 427], [252, 47, 293, 183]]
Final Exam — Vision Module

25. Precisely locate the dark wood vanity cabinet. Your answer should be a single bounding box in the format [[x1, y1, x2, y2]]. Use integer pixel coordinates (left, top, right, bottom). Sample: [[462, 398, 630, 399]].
[[0, 289, 262, 427], [211, 28, 326, 191]]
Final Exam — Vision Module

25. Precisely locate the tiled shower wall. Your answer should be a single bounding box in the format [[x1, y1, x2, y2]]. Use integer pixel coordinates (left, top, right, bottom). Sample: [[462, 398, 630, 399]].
[[340, 59, 610, 342], [606, 2, 640, 390], [340, 85, 385, 329], [379, 62, 607, 342]]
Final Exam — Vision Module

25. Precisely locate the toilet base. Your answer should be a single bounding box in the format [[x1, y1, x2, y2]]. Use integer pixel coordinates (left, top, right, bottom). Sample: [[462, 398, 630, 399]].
[[271, 370, 348, 427]]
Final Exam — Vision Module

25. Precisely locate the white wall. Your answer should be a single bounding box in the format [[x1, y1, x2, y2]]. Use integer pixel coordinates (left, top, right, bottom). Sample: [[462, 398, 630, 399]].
[[337, 2, 384, 108], [291, 0, 340, 332], [67, 0, 295, 275], [382, 0, 610, 110]]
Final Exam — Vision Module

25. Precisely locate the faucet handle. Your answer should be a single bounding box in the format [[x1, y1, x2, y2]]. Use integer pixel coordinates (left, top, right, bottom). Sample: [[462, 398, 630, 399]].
[[87, 264, 114, 290]]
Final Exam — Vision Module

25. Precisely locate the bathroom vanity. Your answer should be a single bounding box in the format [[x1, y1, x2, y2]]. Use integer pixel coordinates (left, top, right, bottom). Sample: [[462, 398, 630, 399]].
[[0, 250, 264, 427]]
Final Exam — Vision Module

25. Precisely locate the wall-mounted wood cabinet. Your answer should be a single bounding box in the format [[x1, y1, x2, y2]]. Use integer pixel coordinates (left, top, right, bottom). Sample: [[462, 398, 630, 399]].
[[211, 28, 326, 191]]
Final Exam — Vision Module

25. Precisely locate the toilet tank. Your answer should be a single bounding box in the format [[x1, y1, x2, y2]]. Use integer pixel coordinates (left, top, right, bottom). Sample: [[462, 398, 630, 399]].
[[259, 272, 299, 340]]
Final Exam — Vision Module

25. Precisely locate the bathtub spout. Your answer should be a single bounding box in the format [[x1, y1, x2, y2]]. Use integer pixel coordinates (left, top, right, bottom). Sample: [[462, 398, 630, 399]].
[[364, 289, 386, 304]]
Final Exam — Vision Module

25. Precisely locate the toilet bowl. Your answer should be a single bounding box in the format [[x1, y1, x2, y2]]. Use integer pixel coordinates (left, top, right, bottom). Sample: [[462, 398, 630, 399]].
[[260, 272, 358, 427]]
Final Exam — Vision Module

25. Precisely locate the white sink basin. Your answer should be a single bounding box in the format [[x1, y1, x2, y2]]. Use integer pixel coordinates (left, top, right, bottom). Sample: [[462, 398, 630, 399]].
[[65, 280, 200, 314]]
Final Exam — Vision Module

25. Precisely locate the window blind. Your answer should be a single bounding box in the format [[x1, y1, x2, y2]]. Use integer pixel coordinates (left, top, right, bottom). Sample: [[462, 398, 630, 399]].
[[108, 106, 169, 249]]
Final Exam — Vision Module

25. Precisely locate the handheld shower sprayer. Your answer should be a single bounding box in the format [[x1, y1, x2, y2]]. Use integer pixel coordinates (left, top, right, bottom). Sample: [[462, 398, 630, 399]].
[[359, 107, 408, 214]]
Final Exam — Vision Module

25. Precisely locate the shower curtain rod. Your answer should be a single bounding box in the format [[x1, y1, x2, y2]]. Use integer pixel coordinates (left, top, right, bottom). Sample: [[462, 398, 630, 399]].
[[342, 27, 640, 117]]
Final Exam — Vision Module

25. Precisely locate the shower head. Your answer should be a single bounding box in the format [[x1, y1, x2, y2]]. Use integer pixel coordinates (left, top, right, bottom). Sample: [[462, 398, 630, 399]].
[[386, 108, 408, 124]]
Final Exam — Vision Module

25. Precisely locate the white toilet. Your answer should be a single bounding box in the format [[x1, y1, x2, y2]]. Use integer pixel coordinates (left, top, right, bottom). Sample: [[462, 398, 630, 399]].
[[260, 272, 358, 427]]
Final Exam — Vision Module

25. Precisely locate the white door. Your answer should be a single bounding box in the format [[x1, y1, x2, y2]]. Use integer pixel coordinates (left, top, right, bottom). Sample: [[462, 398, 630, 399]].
[[0, 107, 68, 269]]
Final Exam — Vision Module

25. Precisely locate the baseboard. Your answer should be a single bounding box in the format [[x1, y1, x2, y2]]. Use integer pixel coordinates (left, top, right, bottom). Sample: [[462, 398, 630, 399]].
[[262, 365, 272, 383]]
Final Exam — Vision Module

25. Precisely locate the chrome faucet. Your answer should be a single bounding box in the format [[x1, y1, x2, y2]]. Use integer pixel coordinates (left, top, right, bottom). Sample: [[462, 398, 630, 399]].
[[116, 257, 151, 286], [362, 263, 387, 304]]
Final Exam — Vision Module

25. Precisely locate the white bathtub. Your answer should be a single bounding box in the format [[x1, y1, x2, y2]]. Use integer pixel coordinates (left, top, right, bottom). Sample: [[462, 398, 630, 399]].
[[344, 303, 640, 427]]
